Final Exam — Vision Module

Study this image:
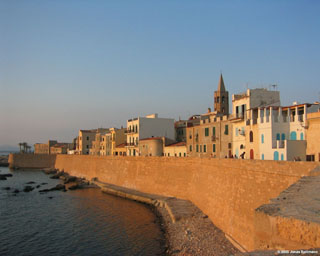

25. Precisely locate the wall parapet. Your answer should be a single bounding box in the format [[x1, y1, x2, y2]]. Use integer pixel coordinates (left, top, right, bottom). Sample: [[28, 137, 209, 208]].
[[254, 174, 320, 249]]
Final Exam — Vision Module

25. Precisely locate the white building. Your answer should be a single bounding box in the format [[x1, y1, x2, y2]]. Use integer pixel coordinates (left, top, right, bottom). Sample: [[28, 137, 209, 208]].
[[246, 103, 319, 161], [231, 88, 280, 159], [126, 113, 175, 156]]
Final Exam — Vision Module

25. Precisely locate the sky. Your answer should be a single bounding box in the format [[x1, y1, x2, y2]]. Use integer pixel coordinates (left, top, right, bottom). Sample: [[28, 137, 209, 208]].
[[0, 0, 320, 149]]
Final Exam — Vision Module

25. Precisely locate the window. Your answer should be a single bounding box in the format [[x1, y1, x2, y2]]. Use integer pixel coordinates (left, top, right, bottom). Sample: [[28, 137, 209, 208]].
[[224, 125, 228, 135], [205, 128, 209, 137], [300, 133, 304, 140], [168, 153, 170, 157], [189, 145, 192, 152], [261, 154, 264, 160], [281, 133, 285, 140], [261, 134, 264, 144], [281, 154, 284, 161], [86, 145, 89, 149], [184, 153, 186, 157], [217, 97, 220, 103], [228, 143, 232, 149], [222, 96, 225, 103], [179, 152, 181, 157], [276, 133, 280, 140], [213, 144, 216, 152], [87, 136, 89, 141], [274, 151, 279, 160], [306, 155, 314, 161], [250, 131, 253, 142], [212, 127, 216, 136], [196, 145, 199, 152], [235, 128, 238, 136], [290, 131, 297, 140], [200, 145, 202, 152], [136, 125, 138, 133], [204, 145, 207, 152]]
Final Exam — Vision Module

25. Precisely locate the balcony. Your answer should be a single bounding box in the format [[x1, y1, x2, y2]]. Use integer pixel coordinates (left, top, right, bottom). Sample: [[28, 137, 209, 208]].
[[230, 113, 245, 120], [126, 142, 138, 147], [125, 129, 138, 134], [211, 136, 216, 142]]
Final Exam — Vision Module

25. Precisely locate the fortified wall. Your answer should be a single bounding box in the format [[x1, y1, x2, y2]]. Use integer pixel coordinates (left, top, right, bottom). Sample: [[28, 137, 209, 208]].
[[9, 154, 320, 251]]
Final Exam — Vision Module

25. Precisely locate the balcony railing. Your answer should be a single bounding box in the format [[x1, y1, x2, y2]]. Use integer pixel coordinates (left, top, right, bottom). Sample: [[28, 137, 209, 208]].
[[230, 113, 245, 120], [125, 129, 138, 134]]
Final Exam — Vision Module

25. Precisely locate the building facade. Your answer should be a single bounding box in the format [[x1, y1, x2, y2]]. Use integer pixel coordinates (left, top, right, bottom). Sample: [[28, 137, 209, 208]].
[[187, 75, 232, 158], [164, 142, 187, 157], [34, 140, 58, 154], [244, 103, 319, 161], [126, 114, 175, 156], [77, 128, 109, 155], [305, 109, 320, 161], [231, 88, 280, 159]]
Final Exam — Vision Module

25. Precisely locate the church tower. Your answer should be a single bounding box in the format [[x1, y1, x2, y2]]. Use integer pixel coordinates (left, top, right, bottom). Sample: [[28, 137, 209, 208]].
[[214, 74, 229, 115]]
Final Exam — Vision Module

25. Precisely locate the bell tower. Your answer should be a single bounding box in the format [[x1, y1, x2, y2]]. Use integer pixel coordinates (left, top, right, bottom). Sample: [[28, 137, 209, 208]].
[[214, 74, 229, 115]]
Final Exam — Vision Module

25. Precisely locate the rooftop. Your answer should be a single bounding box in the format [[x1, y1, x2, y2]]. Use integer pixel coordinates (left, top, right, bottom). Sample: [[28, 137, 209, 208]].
[[166, 142, 186, 147]]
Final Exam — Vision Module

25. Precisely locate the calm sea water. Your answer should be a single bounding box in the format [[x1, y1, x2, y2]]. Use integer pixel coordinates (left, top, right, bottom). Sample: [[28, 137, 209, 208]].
[[0, 166, 165, 256]]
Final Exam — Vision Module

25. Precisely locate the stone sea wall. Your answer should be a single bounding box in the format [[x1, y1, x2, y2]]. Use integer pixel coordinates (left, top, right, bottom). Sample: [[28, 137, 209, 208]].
[[9, 154, 320, 251], [9, 153, 56, 169]]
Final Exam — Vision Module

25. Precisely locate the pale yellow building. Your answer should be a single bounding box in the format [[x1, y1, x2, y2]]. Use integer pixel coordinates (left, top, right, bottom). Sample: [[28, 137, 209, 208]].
[[126, 114, 175, 156], [139, 137, 164, 156], [164, 142, 187, 157], [187, 75, 233, 158], [175, 116, 200, 142], [77, 128, 109, 155], [34, 140, 57, 154], [306, 111, 320, 161], [114, 143, 127, 156], [50, 143, 73, 154], [110, 128, 126, 156]]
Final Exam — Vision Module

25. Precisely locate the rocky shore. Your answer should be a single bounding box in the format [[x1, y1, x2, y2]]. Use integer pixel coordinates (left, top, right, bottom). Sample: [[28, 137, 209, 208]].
[[1, 167, 97, 195], [0, 155, 9, 167], [92, 180, 240, 256]]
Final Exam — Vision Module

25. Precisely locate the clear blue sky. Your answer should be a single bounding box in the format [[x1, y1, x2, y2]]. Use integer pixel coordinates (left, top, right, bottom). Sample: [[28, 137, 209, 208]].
[[1, 0, 319, 148]]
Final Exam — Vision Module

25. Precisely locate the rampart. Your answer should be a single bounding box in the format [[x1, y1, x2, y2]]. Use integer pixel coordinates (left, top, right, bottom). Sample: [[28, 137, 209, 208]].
[[9, 154, 320, 251], [8, 153, 56, 169]]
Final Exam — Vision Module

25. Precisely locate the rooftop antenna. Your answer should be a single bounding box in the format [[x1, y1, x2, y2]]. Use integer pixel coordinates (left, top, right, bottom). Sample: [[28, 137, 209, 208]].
[[271, 84, 278, 91]]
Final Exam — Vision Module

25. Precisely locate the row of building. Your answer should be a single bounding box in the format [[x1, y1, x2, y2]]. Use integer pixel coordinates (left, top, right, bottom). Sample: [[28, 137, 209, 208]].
[[34, 74, 320, 161]]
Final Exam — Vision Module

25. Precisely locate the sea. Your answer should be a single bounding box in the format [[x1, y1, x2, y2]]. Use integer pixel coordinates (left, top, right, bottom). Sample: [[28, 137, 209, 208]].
[[0, 163, 165, 256]]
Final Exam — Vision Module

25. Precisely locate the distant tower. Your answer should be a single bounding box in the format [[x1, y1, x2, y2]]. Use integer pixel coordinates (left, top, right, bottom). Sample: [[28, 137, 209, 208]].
[[214, 74, 229, 115]]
